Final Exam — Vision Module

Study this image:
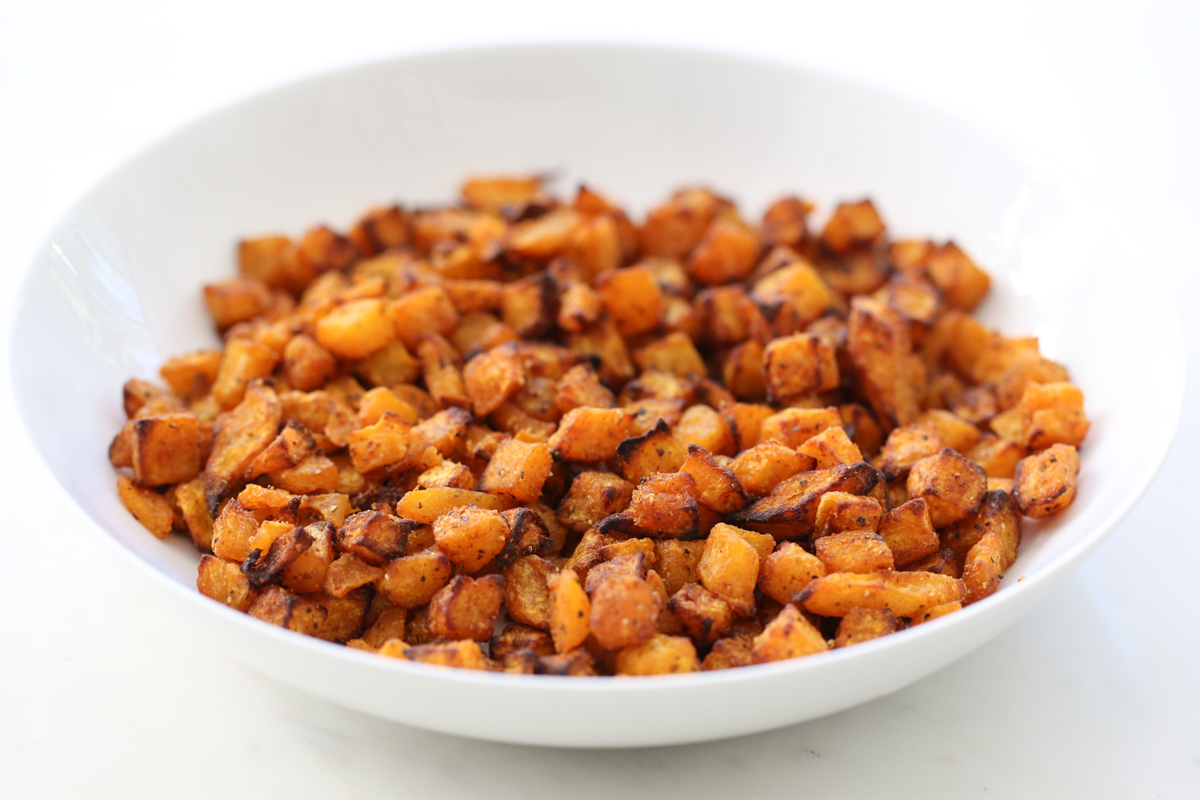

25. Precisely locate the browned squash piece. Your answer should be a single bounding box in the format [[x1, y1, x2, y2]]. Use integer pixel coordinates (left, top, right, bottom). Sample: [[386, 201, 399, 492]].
[[588, 573, 662, 651], [907, 448, 988, 528], [730, 462, 880, 540], [503, 555, 558, 630], [668, 582, 735, 644], [877, 497, 939, 567], [759, 406, 842, 451], [696, 523, 761, 617], [548, 406, 633, 462], [377, 549, 454, 607], [203, 278, 272, 331], [688, 217, 761, 286], [942, 489, 1022, 566], [432, 505, 510, 573], [614, 634, 700, 676], [813, 491, 883, 537], [248, 585, 327, 636], [634, 332, 707, 378], [132, 412, 201, 487], [797, 570, 964, 617], [750, 604, 828, 663], [1013, 444, 1080, 519], [763, 333, 839, 401], [395, 487, 505, 524], [679, 445, 746, 514], [847, 296, 920, 431], [613, 472, 702, 540], [547, 567, 591, 653], [834, 607, 897, 647], [213, 338, 279, 410], [641, 188, 725, 259], [796, 425, 863, 471], [479, 438, 553, 503], [961, 530, 1007, 605], [428, 574, 506, 642], [615, 418, 687, 483], [814, 530, 895, 574], [205, 380, 281, 513], [596, 265, 664, 337], [924, 242, 990, 311], [403, 641, 491, 670], [821, 200, 885, 254], [758, 542, 825, 605], [197, 554, 258, 611]]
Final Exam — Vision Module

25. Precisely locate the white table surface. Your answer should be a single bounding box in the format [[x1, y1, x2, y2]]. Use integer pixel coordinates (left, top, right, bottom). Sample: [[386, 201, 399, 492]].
[[2, 1, 1198, 797]]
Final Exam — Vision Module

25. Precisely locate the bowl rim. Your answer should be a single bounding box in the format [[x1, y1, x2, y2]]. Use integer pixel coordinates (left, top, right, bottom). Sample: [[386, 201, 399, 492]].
[[8, 39, 1188, 693]]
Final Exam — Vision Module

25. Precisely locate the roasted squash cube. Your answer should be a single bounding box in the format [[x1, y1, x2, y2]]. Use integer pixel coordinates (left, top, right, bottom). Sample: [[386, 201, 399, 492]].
[[731, 462, 880, 540], [131, 412, 201, 487], [116, 475, 174, 539], [556, 471, 634, 534], [248, 585, 327, 635], [339, 510, 414, 566], [796, 425, 863, 471], [688, 218, 761, 285], [668, 582, 735, 643], [596, 265, 664, 337], [548, 406, 633, 462], [347, 411, 410, 473], [463, 344, 526, 417], [961, 530, 1006, 605], [377, 548, 454, 607], [203, 278, 272, 331], [758, 542, 825, 605], [432, 505, 510, 573], [615, 418, 687, 483], [614, 634, 700, 675], [759, 406, 842, 450], [197, 554, 258, 611], [814, 530, 895, 574], [213, 338, 280, 410], [547, 568, 591, 654], [877, 497, 939, 567], [479, 438, 553, 503], [813, 491, 883, 537], [697, 523, 761, 616], [764, 333, 839, 401], [1013, 444, 1080, 518], [834, 607, 897, 647], [428, 574, 506, 641], [588, 573, 662, 651], [728, 440, 810, 498], [907, 448, 988, 528], [750, 603, 828, 663], [618, 472, 702, 539], [822, 200, 885, 254], [679, 445, 746, 514], [502, 555, 558, 630], [674, 405, 735, 457], [403, 640, 491, 670], [942, 489, 1022, 567], [634, 331, 707, 378], [324, 553, 384, 598], [924, 242, 990, 311]]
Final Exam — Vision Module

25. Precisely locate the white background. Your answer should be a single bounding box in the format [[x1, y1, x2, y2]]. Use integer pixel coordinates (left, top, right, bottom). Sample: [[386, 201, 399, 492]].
[[1, 1, 1197, 797]]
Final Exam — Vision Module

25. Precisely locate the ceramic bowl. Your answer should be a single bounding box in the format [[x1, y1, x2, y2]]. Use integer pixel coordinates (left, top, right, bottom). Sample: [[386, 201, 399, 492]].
[[10, 43, 1184, 748]]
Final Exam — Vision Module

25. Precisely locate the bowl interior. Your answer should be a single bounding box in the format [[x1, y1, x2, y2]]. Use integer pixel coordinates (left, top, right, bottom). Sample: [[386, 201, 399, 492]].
[[9, 43, 1185, 745]]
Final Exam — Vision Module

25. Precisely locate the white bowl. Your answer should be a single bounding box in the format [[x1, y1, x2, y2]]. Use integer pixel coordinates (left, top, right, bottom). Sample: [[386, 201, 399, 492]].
[[10, 43, 1184, 748]]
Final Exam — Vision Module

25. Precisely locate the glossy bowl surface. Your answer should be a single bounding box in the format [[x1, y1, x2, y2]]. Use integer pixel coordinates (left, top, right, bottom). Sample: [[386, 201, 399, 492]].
[[11, 43, 1185, 747]]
